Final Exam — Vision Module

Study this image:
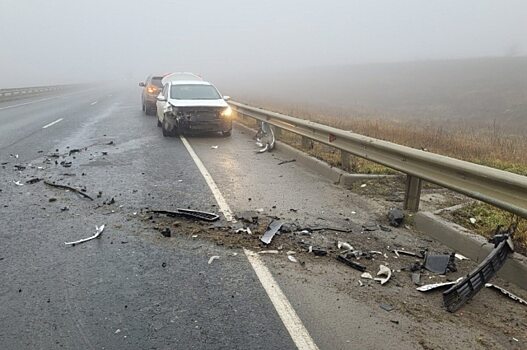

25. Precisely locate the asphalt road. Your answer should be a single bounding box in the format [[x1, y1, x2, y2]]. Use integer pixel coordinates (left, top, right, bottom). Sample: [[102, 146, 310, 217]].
[[1, 85, 525, 350]]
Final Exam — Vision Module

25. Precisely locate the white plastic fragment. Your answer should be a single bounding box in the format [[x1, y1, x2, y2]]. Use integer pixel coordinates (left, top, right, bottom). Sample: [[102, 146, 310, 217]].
[[337, 241, 353, 251], [416, 277, 463, 292], [191, 235, 198, 238], [13, 180, 23, 186], [374, 265, 392, 285], [208, 256, 220, 265], [211, 145, 218, 149], [65, 225, 105, 246], [360, 184, 367, 188], [361, 272, 373, 279], [469, 217, 477, 224], [258, 250, 279, 254], [287, 255, 298, 263], [235, 227, 252, 234], [455, 253, 469, 260], [115, 329, 121, 334], [358, 280, 363, 287], [286, 251, 295, 255]]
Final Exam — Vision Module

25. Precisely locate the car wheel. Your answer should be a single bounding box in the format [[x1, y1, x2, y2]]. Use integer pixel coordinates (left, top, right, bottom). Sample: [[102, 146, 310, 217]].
[[162, 120, 176, 137], [157, 118, 162, 127], [142, 103, 146, 113], [222, 130, 232, 137]]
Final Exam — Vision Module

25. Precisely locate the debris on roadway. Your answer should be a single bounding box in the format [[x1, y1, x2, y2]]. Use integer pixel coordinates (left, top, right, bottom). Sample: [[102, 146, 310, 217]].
[[375, 265, 392, 285], [260, 220, 283, 245], [44, 181, 94, 200], [485, 283, 527, 307], [416, 278, 464, 292], [208, 256, 220, 265], [150, 208, 219, 222], [387, 208, 404, 227], [65, 225, 105, 246]]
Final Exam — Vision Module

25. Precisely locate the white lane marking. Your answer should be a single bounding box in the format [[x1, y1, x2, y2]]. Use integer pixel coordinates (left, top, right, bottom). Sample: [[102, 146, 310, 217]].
[[90, 101, 98, 106], [42, 118, 63, 129], [179, 135, 234, 222], [180, 135, 319, 350], [244, 249, 319, 350]]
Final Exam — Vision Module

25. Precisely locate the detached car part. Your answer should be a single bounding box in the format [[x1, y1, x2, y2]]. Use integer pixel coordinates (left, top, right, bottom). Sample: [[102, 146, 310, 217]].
[[442, 229, 514, 312], [485, 283, 527, 307], [336, 254, 367, 272], [260, 220, 283, 245], [151, 209, 219, 222], [65, 225, 105, 246]]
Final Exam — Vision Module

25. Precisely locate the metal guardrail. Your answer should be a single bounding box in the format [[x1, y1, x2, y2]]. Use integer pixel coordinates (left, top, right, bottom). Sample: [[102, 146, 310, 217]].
[[0, 85, 74, 101], [230, 101, 527, 219]]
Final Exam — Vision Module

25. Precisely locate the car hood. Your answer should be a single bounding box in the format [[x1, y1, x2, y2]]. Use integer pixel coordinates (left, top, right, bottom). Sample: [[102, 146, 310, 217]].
[[168, 99, 228, 108]]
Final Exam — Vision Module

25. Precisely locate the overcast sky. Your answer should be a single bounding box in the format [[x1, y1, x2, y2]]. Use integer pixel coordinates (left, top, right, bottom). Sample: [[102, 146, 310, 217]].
[[1, 0, 526, 87]]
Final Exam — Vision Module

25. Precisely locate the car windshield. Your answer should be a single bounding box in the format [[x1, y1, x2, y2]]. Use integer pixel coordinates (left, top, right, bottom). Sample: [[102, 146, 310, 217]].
[[170, 84, 221, 100], [151, 77, 163, 87]]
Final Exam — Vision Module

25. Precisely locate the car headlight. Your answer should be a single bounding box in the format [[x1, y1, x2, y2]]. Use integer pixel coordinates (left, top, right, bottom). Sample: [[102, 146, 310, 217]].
[[220, 106, 232, 117]]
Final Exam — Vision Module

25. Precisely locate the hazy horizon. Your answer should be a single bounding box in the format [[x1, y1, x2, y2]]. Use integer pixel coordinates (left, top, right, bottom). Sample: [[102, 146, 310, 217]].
[[1, 0, 526, 88]]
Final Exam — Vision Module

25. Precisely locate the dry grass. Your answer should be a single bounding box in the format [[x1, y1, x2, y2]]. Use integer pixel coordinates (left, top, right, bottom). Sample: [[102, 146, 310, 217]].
[[242, 102, 527, 175]]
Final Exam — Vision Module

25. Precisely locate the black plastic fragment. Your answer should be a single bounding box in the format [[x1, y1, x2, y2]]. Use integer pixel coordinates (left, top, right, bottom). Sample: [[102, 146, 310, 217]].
[[423, 253, 456, 274], [336, 254, 367, 272], [151, 209, 220, 222], [388, 208, 404, 227], [443, 235, 513, 312]]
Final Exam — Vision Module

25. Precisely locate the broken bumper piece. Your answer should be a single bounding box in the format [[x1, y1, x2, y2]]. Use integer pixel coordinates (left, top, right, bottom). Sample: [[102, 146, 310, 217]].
[[442, 235, 513, 312]]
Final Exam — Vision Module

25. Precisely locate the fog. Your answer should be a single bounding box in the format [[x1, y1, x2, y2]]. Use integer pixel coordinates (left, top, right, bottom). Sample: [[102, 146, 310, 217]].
[[1, 0, 526, 88]]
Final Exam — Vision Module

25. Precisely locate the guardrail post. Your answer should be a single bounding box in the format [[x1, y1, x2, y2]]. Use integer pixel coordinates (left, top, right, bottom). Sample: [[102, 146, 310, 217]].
[[341, 151, 351, 172], [272, 126, 281, 140], [301, 136, 313, 150], [404, 175, 422, 212]]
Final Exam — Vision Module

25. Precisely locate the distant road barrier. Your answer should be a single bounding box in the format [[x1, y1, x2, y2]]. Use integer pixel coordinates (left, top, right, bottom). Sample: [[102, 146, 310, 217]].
[[230, 101, 527, 219], [0, 85, 78, 102]]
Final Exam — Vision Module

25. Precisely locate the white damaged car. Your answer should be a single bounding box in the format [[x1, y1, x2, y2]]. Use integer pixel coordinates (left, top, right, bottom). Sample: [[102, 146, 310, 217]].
[[155, 80, 232, 137]]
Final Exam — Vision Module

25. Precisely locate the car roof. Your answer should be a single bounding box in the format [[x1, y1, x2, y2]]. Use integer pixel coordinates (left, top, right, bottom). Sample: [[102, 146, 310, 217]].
[[169, 80, 212, 86]]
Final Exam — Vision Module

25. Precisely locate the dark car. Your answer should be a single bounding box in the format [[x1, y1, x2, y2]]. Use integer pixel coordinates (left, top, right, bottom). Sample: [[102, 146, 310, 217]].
[[139, 75, 164, 115]]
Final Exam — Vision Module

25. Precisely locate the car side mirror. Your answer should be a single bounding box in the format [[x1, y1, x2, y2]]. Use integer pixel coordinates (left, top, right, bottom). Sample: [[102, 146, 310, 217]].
[[139, 82, 145, 87], [157, 94, 166, 102], [223, 95, 231, 101]]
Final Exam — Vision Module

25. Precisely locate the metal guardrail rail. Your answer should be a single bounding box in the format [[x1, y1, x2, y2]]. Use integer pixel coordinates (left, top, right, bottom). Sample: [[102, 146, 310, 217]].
[[230, 101, 527, 218], [0, 85, 75, 101]]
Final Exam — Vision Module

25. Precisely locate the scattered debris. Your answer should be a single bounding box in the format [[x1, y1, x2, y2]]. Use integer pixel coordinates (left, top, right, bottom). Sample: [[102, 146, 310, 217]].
[[387, 208, 404, 227], [375, 265, 392, 285], [288, 255, 298, 263], [360, 184, 367, 188], [311, 248, 327, 256], [336, 254, 367, 272], [469, 217, 477, 224], [260, 220, 283, 245], [44, 181, 94, 200], [337, 241, 353, 251], [26, 178, 43, 184], [258, 250, 279, 254], [48, 198, 57, 203], [65, 225, 105, 246], [454, 253, 469, 261], [115, 329, 121, 334], [485, 284, 527, 307], [210, 145, 218, 149], [13, 180, 23, 186], [150, 209, 219, 222], [443, 226, 514, 312], [277, 159, 296, 165], [416, 278, 463, 292], [160, 228, 171, 237], [423, 252, 456, 274], [379, 303, 394, 312], [362, 223, 378, 232], [235, 227, 253, 234], [208, 256, 220, 265], [411, 272, 421, 285], [235, 211, 259, 224], [361, 272, 373, 279], [14, 165, 26, 171], [379, 225, 392, 232], [394, 250, 423, 259]]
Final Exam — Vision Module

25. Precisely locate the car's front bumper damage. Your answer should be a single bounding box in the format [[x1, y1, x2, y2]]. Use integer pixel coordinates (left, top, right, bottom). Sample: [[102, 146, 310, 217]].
[[166, 107, 232, 133]]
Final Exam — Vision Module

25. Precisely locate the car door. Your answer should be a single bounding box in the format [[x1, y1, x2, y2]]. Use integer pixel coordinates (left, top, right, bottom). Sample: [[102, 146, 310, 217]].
[[156, 83, 168, 123]]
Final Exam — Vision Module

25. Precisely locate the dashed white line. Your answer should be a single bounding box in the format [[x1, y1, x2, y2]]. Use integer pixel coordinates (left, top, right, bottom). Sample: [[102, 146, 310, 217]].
[[0, 90, 91, 111], [179, 135, 319, 350], [42, 118, 63, 129]]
